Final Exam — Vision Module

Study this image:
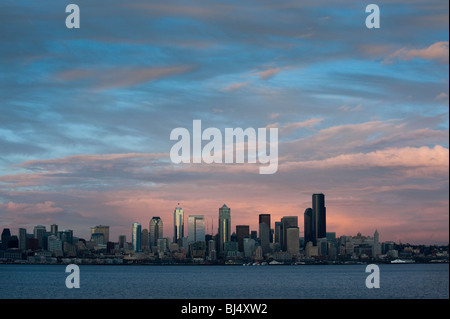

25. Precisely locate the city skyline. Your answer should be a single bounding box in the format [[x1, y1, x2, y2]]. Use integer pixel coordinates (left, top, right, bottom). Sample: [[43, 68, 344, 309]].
[[0, 1, 448, 246], [3, 195, 447, 248]]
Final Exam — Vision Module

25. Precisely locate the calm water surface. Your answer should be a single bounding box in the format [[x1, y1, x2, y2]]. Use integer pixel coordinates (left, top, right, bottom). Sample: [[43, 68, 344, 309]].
[[0, 263, 448, 299]]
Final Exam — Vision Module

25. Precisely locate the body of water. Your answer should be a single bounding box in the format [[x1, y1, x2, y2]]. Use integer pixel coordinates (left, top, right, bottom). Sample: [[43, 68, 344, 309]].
[[0, 263, 448, 299]]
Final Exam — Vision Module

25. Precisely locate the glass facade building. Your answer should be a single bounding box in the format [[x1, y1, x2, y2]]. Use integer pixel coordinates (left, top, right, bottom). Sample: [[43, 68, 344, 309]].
[[149, 217, 163, 248], [188, 215, 205, 244], [218, 204, 231, 253], [312, 193, 326, 243], [132, 222, 142, 252], [173, 206, 184, 244]]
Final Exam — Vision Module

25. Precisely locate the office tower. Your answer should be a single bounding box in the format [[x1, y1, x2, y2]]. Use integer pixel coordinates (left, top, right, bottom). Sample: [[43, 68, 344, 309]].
[[274, 221, 282, 245], [208, 239, 217, 260], [51, 224, 58, 235], [173, 205, 184, 244], [141, 229, 149, 251], [91, 225, 110, 244], [118, 235, 126, 249], [313, 193, 326, 240], [259, 214, 271, 255], [244, 237, 256, 258], [149, 217, 163, 247], [236, 225, 250, 252], [188, 215, 206, 243], [132, 222, 142, 252], [48, 235, 62, 252], [1, 228, 11, 250], [218, 204, 231, 253], [281, 216, 298, 251], [286, 227, 299, 255], [58, 229, 73, 244], [304, 208, 313, 245], [18, 228, 27, 250], [33, 225, 46, 249], [373, 229, 381, 256]]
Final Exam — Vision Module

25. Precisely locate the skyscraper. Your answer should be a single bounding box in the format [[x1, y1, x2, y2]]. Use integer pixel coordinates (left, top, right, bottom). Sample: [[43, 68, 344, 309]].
[[236, 225, 250, 252], [312, 193, 326, 241], [33, 225, 46, 249], [149, 217, 163, 248], [91, 225, 110, 244], [304, 208, 313, 245], [132, 222, 142, 252], [281, 216, 298, 251], [173, 205, 184, 244], [188, 215, 206, 243], [51, 224, 58, 235], [259, 214, 271, 254], [274, 221, 282, 246], [218, 204, 231, 253], [286, 227, 299, 255], [18, 228, 27, 251]]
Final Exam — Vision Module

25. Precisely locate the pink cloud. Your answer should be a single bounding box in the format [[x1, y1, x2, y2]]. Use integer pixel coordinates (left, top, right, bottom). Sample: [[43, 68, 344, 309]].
[[220, 80, 252, 92], [386, 41, 449, 64], [282, 145, 449, 174], [56, 66, 193, 90]]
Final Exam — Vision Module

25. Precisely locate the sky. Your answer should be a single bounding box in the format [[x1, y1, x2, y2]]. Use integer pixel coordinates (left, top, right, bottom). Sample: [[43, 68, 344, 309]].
[[0, 0, 448, 245]]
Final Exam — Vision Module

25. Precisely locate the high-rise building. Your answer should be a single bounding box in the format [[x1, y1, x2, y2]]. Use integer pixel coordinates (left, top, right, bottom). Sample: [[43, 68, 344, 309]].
[[91, 225, 110, 244], [313, 193, 326, 240], [236, 225, 249, 252], [173, 205, 184, 244], [188, 215, 206, 243], [47, 235, 62, 252], [50, 224, 58, 235], [58, 229, 73, 244], [218, 204, 231, 253], [118, 235, 126, 249], [304, 208, 313, 245], [18, 228, 27, 251], [149, 217, 163, 248], [132, 222, 142, 252], [286, 227, 299, 255], [274, 221, 282, 246], [281, 216, 298, 251], [1, 228, 11, 250], [33, 225, 46, 249], [141, 228, 149, 251], [259, 214, 271, 255]]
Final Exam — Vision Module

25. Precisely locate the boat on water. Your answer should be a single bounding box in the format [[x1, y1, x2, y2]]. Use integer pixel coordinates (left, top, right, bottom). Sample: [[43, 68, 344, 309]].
[[391, 258, 415, 264]]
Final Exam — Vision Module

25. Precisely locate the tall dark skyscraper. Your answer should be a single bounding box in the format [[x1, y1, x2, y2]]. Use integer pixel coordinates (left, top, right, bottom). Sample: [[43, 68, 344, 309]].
[[304, 208, 313, 245], [259, 214, 271, 254], [313, 193, 326, 240], [236, 225, 249, 252]]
